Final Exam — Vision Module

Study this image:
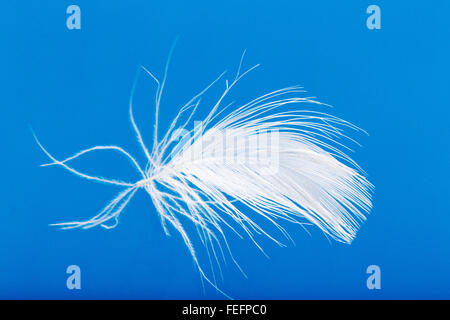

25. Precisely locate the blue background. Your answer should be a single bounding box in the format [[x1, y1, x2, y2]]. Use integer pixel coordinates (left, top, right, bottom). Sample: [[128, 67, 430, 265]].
[[1, 1, 449, 299]]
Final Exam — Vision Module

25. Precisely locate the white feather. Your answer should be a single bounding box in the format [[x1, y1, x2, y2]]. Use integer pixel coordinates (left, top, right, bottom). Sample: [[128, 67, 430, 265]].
[[34, 50, 373, 297]]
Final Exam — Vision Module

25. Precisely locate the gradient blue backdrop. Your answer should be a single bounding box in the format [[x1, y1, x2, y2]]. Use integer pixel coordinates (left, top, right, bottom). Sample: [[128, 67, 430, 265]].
[[1, 1, 449, 299]]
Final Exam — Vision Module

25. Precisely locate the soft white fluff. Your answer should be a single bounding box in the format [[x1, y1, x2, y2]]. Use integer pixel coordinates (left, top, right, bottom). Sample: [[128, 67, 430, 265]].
[[34, 51, 373, 297]]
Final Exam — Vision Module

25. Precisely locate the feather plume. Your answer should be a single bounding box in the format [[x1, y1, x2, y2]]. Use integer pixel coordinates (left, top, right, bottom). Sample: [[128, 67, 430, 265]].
[[34, 50, 373, 297]]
